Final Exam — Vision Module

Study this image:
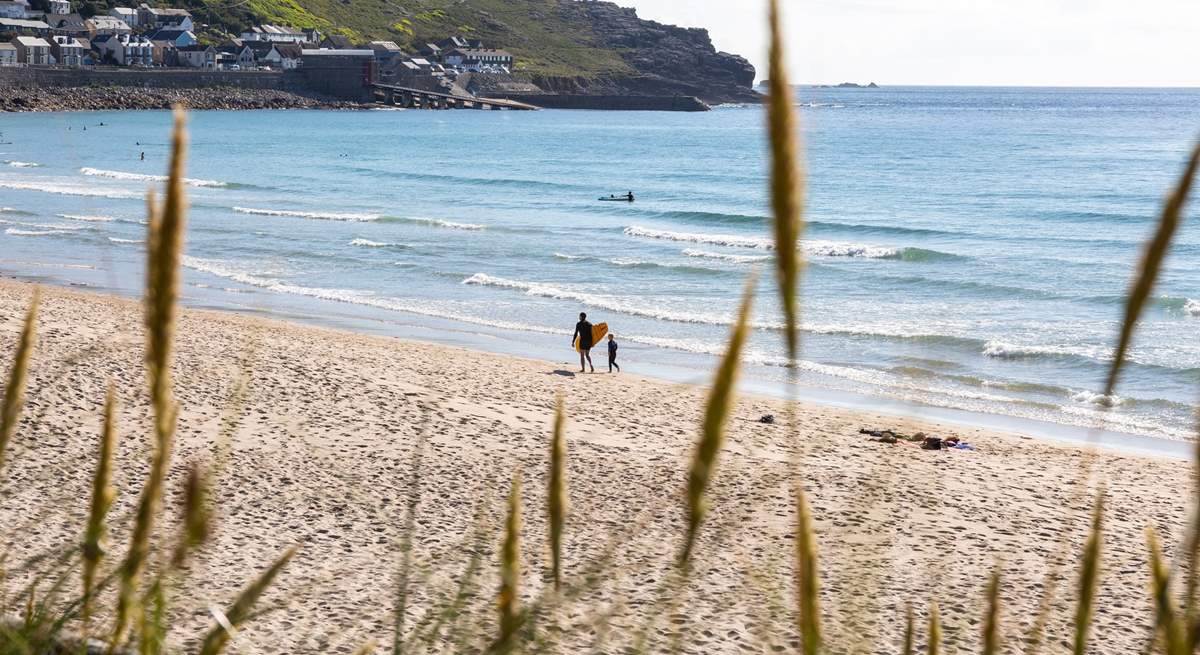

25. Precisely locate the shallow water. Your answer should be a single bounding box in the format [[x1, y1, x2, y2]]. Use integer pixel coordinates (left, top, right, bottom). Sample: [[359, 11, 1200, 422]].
[[1, 86, 1198, 442]]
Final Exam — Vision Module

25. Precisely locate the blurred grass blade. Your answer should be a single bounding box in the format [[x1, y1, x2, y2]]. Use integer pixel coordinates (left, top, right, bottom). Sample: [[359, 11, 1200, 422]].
[[679, 273, 756, 568], [766, 0, 804, 362], [1073, 492, 1105, 655], [795, 484, 821, 655], [903, 603, 914, 655], [494, 471, 523, 654], [113, 107, 189, 649], [1148, 527, 1185, 655], [0, 287, 38, 476], [983, 568, 1001, 655], [1103, 141, 1199, 398], [548, 395, 568, 591], [198, 546, 297, 655], [928, 602, 941, 655], [83, 383, 118, 627], [172, 462, 211, 568]]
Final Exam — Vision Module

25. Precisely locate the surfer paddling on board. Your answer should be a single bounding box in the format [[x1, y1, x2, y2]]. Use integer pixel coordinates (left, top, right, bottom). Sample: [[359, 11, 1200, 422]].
[[573, 312, 596, 373]]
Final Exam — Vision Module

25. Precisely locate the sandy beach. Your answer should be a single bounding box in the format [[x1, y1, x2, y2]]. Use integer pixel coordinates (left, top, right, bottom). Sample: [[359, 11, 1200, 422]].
[[0, 277, 1192, 654]]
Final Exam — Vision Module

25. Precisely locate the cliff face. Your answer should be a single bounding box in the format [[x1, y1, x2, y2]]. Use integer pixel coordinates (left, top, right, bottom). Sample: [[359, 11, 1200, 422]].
[[533, 1, 758, 103]]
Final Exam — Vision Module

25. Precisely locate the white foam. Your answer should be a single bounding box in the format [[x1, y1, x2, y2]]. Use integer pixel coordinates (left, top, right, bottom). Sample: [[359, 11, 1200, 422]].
[[1070, 390, 1123, 408], [5, 228, 66, 237], [233, 206, 382, 222], [0, 180, 141, 199], [683, 249, 771, 264], [414, 217, 485, 230], [982, 340, 1105, 361], [625, 225, 773, 249], [108, 237, 143, 244], [5, 161, 39, 168], [80, 167, 227, 188], [461, 272, 780, 328], [350, 238, 406, 248], [58, 213, 116, 223], [805, 240, 901, 258], [1186, 299, 1200, 317]]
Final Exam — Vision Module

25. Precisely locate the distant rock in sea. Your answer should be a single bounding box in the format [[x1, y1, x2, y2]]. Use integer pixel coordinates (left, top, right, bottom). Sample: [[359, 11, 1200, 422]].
[[813, 82, 880, 89]]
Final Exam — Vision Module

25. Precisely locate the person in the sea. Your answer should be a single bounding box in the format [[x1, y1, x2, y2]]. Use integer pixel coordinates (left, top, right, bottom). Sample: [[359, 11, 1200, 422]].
[[572, 312, 595, 373], [140, 152, 145, 161], [626, 191, 634, 201], [607, 333, 620, 373]]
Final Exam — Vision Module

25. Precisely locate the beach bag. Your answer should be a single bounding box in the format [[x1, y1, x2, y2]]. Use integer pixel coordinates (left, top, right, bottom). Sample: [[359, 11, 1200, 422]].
[[921, 437, 943, 451]]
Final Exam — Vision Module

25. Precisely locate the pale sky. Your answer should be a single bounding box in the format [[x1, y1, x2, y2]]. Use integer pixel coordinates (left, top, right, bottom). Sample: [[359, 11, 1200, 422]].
[[624, 0, 1200, 87]]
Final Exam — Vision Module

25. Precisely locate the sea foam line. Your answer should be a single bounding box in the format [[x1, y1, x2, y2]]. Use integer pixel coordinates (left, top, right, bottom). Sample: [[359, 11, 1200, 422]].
[[682, 249, 771, 264], [5, 228, 66, 237], [625, 225, 915, 259], [1186, 299, 1200, 317], [350, 238, 408, 248], [58, 213, 116, 222], [234, 206, 382, 222], [80, 167, 228, 188], [0, 180, 141, 199], [5, 160, 39, 168]]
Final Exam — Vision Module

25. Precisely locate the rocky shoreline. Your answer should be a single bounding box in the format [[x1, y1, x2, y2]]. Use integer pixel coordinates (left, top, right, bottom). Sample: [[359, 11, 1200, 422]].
[[0, 85, 370, 112]]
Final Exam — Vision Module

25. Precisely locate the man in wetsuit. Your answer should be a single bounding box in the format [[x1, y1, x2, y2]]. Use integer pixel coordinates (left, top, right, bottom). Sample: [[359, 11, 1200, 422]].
[[572, 312, 595, 373]]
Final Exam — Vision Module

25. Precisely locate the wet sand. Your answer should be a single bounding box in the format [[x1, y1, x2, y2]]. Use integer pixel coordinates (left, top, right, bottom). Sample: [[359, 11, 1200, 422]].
[[0, 278, 1191, 653]]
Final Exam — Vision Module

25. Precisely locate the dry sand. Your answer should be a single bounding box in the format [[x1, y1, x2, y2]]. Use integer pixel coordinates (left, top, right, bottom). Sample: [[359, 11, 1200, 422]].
[[0, 278, 1192, 654]]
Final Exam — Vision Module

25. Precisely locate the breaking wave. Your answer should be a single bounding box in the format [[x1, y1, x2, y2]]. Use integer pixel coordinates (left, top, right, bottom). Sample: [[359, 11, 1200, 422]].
[[0, 180, 141, 199], [682, 249, 771, 264], [5, 161, 39, 168], [80, 167, 228, 188], [5, 228, 67, 237], [58, 213, 116, 223], [554, 252, 724, 275], [624, 226, 772, 249], [108, 237, 144, 244], [624, 226, 957, 260], [1184, 299, 1199, 316], [233, 206, 382, 222], [350, 238, 408, 249]]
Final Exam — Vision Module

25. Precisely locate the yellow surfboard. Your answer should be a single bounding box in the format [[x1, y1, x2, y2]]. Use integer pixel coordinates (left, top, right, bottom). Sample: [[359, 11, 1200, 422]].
[[574, 322, 608, 352]]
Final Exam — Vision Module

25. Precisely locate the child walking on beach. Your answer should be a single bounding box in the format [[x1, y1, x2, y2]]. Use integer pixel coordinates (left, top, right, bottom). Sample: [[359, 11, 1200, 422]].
[[607, 333, 620, 373]]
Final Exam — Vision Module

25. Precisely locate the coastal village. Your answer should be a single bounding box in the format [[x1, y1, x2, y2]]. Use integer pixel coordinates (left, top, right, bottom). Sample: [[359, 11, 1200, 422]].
[[0, 0, 527, 97]]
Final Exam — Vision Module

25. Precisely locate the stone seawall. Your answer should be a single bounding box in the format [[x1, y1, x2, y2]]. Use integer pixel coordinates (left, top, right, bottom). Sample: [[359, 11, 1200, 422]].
[[487, 93, 710, 112], [0, 67, 367, 111]]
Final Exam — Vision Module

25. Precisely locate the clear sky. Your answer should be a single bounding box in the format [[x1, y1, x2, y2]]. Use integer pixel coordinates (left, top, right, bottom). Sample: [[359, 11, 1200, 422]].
[[623, 0, 1200, 87]]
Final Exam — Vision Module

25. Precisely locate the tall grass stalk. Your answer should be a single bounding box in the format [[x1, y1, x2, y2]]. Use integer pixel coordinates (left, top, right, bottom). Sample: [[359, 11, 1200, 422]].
[[1072, 492, 1104, 655], [82, 383, 118, 627], [766, 0, 803, 363], [197, 546, 298, 655], [548, 395, 568, 591], [112, 106, 188, 651], [982, 568, 1001, 655], [795, 484, 820, 655], [494, 471, 523, 653], [679, 274, 755, 568], [171, 462, 210, 568], [1147, 527, 1185, 655], [902, 604, 914, 655], [927, 603, 941, 655], [0, 287, 38, 476]]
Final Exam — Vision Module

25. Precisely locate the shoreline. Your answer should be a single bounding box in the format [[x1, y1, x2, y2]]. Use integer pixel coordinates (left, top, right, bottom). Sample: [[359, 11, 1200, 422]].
[[0, 276, 1192, 654], [0, 84, 371, 112], [2, 269, 1188, 460]]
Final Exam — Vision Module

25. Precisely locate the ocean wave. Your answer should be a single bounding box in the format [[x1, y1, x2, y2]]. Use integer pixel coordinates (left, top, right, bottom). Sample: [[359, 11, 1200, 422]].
[[5, 228, 66, 237], [108, 237, 143, 244], [350, 238, 408, 249], [80, 167, 228, 188], [5, 160, 39, 168], [682, 249, 771, 264], [625, 226, 956, 260], [1187, 299, 1200, 316], [58, 213, 116, 223], [981, 340, 1109, 363], [0, 180, 141, 199], [233, 206, 382, 222], [1070, 390, 1123, 408], [462, 272, 775, 328], [554, 252, 725, 275]]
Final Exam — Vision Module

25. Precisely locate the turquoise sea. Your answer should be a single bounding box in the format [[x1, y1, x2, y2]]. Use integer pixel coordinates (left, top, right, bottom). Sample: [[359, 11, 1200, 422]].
[[1, 86, 1198, 447]]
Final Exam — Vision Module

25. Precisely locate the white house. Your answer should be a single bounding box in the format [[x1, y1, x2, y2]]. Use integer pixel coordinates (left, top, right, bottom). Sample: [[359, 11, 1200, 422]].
[[48, 33, 82, 65], [107, 6, 137, 27], [93, 32, 150, 65], [261, 42, 301, 69], [176, 43, 214, 68], [85, 15, 130, 36], [47, 0, 68, 14], [13, 34, 49, 64], [241, 24, 306, 43], [442, 48, 512, 73], [136, 4, 190, 30], [0, 42, 16, 65]]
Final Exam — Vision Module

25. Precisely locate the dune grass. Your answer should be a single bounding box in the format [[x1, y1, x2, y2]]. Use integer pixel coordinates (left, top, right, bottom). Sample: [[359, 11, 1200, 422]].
[[1, 2, 1199, 652]]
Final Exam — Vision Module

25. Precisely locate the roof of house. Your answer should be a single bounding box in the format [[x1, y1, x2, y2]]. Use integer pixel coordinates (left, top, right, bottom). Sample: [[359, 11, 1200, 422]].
[[0, 42, 16, 50], [108, 7, 135, 15], [320, 34, 353, 48], [146, 28, 192, 40], [143, 7, 190, 16], [13, 35, 49, 46], [0, 17, 49, 29], [369, 40, 401, 52], [273, 42, 302, 58], [86, 15, 131, 28], [301, 48, 372, 56], [177, 43, 213, 52], [246, 24, 302, 35], [446, 48, 511, 58]]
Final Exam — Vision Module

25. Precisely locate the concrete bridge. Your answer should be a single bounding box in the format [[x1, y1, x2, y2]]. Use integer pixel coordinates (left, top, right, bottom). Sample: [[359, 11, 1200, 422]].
[[371, 84, 539, 110]]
